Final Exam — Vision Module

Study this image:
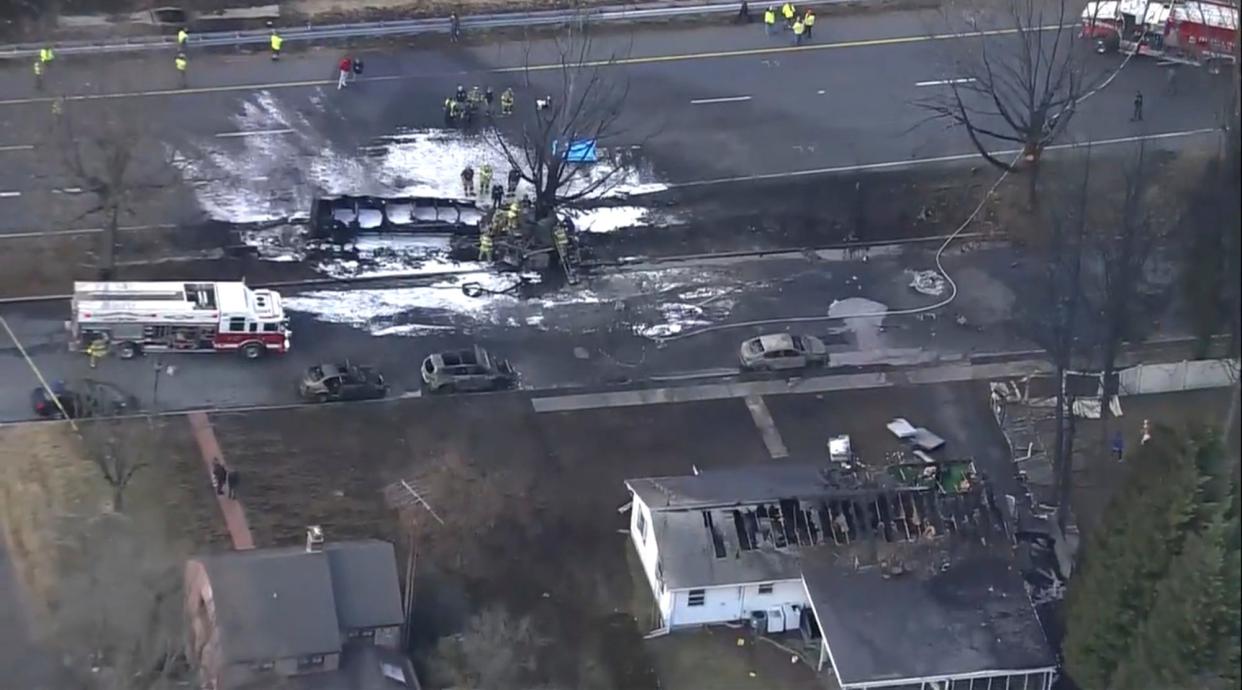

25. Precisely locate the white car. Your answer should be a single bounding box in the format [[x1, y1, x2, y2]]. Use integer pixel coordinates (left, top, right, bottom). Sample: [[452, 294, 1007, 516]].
[[739, 333, 828, 371]]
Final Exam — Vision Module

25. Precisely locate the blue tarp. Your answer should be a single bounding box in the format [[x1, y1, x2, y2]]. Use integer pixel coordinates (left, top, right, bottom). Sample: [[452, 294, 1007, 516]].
[[554, 138, 599, 163]]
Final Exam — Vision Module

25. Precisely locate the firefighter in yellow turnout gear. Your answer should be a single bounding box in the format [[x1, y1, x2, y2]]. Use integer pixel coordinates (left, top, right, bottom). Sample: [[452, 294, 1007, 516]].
[[86, 336, 109, 369], [500, 88, 515, 116], [478, 231, 494, 262]]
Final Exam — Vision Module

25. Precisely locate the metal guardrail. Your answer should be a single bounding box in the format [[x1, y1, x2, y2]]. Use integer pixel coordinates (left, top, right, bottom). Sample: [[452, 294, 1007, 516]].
[[0, 1, 808, 58]]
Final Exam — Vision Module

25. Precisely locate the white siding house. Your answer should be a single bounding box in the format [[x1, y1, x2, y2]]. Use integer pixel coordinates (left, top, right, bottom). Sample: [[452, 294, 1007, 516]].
[[628, 482, 807, 630]]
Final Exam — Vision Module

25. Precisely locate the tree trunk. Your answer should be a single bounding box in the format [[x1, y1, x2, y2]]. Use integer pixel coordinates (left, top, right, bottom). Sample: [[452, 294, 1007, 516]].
[[101, 202, 120, 280], [112, 483, 125, 513]]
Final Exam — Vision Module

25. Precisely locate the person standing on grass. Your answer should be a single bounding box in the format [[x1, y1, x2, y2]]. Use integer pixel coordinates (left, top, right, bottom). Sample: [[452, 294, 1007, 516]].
[[227, 469, 240, 499], [338, 56, 351, 89]]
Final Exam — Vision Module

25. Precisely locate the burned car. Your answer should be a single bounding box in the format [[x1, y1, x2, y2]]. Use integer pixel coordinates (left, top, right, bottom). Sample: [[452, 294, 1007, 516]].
[[421, 346, 516, 393], [299, 362, 389, 403]]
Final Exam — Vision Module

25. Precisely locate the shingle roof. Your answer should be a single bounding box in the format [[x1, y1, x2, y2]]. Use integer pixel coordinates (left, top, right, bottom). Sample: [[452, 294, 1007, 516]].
[[195, 540, 403, 663], [199, 549, 341, 663], [324, 541, 404, 631], [802, 546, 1057, 687]]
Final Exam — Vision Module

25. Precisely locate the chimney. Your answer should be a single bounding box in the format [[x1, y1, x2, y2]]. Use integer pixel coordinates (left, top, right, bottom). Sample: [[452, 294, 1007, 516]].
[[306, 525, 324, 553]]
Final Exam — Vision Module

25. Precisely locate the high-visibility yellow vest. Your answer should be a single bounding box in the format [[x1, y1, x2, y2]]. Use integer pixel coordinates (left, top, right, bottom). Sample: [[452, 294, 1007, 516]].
[[793, 20, 805, 34], [782, 3, 794, 19], [764, 9, 775, 23], [480, 234, 493, 248], [804, 12, 815, 26], [176, 56, 188, 71], [270, 34, 283, 50], [178, 29, 188, 45], [39, 47, 54, 63]]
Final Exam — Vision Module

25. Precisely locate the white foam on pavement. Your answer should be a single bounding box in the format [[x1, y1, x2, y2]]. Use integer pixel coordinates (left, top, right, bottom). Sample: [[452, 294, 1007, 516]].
[[828, 297, 888, 351]]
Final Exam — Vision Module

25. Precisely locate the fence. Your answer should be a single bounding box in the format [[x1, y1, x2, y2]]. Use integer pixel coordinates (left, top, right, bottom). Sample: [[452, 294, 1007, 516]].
[[1117, 359, 1239, 396]]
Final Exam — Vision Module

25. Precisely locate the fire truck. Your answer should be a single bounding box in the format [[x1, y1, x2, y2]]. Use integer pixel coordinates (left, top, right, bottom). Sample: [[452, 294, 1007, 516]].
[[69, 281, 291, 360], [1081, 0, 1239, 73]]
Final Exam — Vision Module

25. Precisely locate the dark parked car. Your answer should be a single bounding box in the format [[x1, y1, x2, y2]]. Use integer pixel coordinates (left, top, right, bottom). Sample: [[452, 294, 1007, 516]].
[[421, 346, 516, 393], [30, 380, 137, 419], [299, 363, 389, 403]]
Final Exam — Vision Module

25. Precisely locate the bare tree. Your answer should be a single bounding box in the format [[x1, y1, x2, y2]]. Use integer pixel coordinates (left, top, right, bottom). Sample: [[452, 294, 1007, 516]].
[[1086, 145, 1165, 434], [1017, 150, 1093, 530], [918, 0, 1098, 205], [47, 513, 184, 690], [430, 605, 563, 690], [75, 384, 148, 512], [489, 17, 632, 221], [48, 97, 172, 279]]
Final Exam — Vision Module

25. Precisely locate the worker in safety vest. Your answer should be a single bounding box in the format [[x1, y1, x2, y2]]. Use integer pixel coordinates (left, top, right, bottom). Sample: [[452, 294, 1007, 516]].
[[177, 27, 189, 49], [269, 28, 283, 60], [792, 17, 805, 45], [802, 10, 815, 39], [443, 98, 462, 125], [86, 336, 109, 369], [781, 2, 795, 25], [478, 231, 494, 262], [39, 46, 55, 66], [763, 6, 777, 34], [553, 223, 569, 257], [505, 201, 520, 230], [478, 164, 493, 199], [500, 88, 515, 116], [175, 52, 188, 87], [33, 58, 45, 89]]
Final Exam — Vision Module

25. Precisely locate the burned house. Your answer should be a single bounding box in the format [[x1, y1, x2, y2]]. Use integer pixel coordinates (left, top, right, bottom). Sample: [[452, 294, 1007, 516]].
[[625, 463, 1058, 690]]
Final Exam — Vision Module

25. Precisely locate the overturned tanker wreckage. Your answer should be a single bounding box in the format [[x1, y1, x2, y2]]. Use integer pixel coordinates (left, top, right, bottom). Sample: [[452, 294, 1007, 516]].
[[309, 193, 585, 283]]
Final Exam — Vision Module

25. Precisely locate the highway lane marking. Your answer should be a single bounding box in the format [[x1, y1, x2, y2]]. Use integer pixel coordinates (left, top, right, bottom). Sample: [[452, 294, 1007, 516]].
[[0, 191, 20, 198], [915, 78, 978, 87], [0, 223, 176, 240], [744, 394, 789, 459], [0, 24, 1071, 107], [214, 128, 295, 138], [52, 187, 84, 194], [691, 95, 752, 105], [0, 144, 34, 152], [664, 128, 1222, 190]]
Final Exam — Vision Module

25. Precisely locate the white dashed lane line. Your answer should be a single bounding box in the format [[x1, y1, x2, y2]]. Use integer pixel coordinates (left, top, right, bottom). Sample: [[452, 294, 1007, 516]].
[[744, 394, 790, 459], [690, 95, 753, 105], [0, 191, 20, 198], [915, 78, 977, 87], [214, 128, 295, 139], [0, 144, 34, 152]]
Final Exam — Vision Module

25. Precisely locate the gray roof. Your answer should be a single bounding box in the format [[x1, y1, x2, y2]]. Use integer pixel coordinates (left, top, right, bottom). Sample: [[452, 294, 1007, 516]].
[[237, 642, 419, 690], [651, 510, 804, 589], [627, 463, 841, 511], [199, 549, 342, 663], [196, 540, 403, 663], [324, 541, 404, 631], [802, 546, 1056, 687]]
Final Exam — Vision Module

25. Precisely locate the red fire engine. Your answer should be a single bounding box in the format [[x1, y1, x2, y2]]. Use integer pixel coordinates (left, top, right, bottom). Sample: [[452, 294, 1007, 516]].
[[70, 281, 291, 360], [1081, 0, 1238, 72]]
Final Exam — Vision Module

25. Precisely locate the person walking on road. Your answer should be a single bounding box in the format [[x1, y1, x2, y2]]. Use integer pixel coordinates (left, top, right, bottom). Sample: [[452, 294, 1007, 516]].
[[764, 6, 776, 34], [269, 27, 283, 60], [803, 9, 815, 39], [33, 58, 45, 90], [450, 12, 462, 42], [175, 52, 188, 88], [226, 469, 240, 499], [86, 336, 108, 369], [212, 460, 227, 495], [1131, 90, 1143, 121], [177, 27, 189, 49], [338, 56, 351, 89], [352, 57, 364, 82], [33, 46, 54, 89], [792, 17, 805, 44]]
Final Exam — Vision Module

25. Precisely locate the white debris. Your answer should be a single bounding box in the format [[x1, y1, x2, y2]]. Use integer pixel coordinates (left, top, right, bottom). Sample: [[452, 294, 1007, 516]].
[[908, 269, 947, 297], [828, 297, 888, 351]]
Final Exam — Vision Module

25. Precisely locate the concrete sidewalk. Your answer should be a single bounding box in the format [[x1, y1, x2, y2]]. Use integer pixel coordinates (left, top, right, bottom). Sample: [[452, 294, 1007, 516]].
[[187, 411, 255, 550], [531, 359, 1053, 412]]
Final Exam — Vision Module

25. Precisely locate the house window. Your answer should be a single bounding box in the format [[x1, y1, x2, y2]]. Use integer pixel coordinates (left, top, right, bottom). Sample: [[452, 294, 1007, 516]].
[[636, 508, 647, 542], [688, 589, 706, 606], [758, 583, 774, 595]]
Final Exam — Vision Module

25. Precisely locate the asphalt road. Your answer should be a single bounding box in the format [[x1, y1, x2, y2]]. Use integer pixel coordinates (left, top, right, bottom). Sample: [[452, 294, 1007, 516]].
[[0, 9, 1231, 234]]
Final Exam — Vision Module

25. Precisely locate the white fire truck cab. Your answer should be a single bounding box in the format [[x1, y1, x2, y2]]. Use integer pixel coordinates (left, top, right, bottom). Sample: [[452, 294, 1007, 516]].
[[70, 281, 291, 360]]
